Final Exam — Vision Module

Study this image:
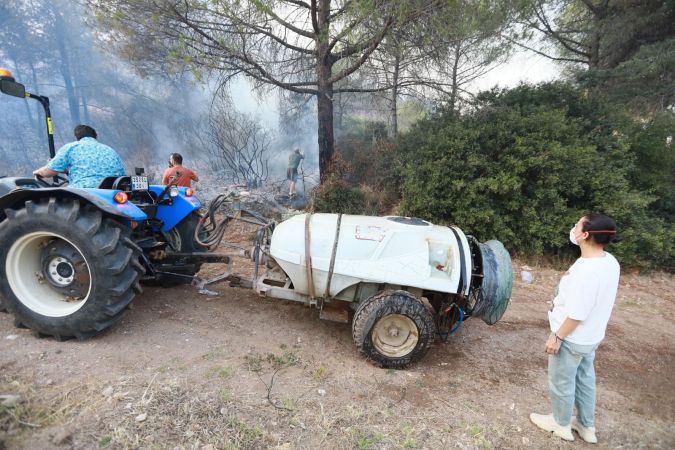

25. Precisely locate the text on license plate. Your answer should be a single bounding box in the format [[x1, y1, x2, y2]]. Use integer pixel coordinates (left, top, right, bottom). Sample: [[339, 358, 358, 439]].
[[131, 176, 148, 190]]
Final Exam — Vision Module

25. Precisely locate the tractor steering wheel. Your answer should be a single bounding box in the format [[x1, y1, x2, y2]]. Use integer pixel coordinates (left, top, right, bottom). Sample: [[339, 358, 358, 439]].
[[34, 173, 69, 187]]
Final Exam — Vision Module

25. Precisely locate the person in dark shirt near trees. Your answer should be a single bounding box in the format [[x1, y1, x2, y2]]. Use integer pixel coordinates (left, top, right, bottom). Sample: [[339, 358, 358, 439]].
[[287, 148, 304, 196]]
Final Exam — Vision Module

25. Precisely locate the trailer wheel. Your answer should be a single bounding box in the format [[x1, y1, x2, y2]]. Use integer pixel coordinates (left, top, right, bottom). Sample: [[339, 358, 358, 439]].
[[352, 290, 436, 368], [0, 198, 144, 340], [159, 213, 207, 285]]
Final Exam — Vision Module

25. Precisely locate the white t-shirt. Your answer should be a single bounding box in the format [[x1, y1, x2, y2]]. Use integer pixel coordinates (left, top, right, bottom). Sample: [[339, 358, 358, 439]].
[[548, 253, 621, 345]]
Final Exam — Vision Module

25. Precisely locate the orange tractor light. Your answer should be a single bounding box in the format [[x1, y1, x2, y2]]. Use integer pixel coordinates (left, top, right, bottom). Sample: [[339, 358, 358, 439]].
[[0, 68, 15, 81], [113, 192, 129, 204], [185, 188, 193, 197]]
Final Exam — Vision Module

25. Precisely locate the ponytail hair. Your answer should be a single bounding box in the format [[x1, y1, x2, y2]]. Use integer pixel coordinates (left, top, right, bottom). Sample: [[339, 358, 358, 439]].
[[582, 213, 621, 245]]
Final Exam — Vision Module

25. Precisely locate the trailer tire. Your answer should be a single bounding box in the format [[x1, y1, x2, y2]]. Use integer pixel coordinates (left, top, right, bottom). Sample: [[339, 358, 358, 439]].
[[352, 290, 436, 369], [158, 213, 207, 285], [0, 198, 144, 340]]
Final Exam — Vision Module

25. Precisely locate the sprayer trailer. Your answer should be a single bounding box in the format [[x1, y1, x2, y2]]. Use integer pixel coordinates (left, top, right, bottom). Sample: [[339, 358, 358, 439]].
[[235, 211, 513, 367], [0, 68, 512, 368]]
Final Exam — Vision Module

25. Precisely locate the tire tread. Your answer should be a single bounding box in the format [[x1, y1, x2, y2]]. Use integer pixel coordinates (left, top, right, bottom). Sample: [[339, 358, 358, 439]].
[[352, 290, 436, 369], [0, 198, 144, 340]]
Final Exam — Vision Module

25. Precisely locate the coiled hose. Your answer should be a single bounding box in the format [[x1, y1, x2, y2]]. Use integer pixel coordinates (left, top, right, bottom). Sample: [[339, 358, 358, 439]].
[[194, 193, 269, 251]]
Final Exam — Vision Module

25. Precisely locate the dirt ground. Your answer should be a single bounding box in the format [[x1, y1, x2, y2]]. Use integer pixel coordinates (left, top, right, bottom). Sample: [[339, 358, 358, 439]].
[[1, 225, 673, 450]]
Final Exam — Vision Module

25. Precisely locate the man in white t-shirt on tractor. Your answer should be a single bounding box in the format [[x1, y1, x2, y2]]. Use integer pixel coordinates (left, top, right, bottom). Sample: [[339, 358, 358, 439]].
[[530, 213, 621, 444]]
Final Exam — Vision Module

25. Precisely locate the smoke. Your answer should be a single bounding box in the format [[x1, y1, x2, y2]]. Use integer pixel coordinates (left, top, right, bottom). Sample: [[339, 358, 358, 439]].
[[0, 0, 320, 195]]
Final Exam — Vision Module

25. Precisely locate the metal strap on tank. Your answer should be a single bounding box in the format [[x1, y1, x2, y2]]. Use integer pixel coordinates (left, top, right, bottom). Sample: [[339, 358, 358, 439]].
[[449, 226, 467, 296], [304, 213, 316, 300], [324, 213, 343, 298]]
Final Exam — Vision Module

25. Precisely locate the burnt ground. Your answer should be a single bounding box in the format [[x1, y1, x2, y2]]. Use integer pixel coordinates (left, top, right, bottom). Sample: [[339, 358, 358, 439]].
[[1, 224, 673, 449]]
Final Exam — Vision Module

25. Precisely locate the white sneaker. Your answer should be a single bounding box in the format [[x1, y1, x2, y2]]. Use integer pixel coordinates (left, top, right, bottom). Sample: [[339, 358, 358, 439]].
[[529, 413, 574, 441], [571, 417, 598, 443]]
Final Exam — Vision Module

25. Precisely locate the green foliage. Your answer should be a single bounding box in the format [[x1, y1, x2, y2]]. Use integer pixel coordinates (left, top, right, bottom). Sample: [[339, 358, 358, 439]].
[[245, 351, 300, 373], [353, 429, 384, 450], [627, 112, 675, 219], [311, 179, 396, 216], [578, 39, 675, 115], [521, 0, 675, 115], [398, 82, 673, 268], [336, 117, 389, 183], [400, 423, 417, 448], [311, 131, 402, 215], [311, 178, 368, 215], [206, 365, 233, 379]]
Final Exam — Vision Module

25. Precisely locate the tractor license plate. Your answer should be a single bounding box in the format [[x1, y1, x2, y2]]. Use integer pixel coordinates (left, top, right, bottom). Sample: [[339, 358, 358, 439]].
[[131, 176, 148, 191]]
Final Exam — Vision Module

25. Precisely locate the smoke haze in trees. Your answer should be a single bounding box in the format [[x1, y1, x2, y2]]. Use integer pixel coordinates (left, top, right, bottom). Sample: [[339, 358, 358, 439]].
[[0, 0, 318, 193]]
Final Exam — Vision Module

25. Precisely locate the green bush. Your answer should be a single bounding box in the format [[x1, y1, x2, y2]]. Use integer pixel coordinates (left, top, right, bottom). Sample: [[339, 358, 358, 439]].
[[398, 82, 673, 268], [627, 112, 675, 220], [309, 153, 385, 215], [310, 179, 367, 215], [312, 120, 402, 215], [310, 179, 394, 216]]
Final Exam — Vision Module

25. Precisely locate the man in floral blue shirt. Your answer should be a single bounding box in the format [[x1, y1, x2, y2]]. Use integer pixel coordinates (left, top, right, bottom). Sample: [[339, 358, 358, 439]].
[[33, 125, 125, 188]]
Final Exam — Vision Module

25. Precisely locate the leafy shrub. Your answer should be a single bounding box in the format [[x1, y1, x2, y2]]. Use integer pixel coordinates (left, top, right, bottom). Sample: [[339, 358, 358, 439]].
[[310, 179, 393, 216], [398, 82, 673, 268], [311, 179, 367, 215], [309, 150, 398, 215], [627, 112, 675, 220]]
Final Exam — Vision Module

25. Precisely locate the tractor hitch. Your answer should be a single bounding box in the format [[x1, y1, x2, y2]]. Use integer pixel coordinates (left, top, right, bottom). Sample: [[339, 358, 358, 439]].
[[160, 252, 231, 265]]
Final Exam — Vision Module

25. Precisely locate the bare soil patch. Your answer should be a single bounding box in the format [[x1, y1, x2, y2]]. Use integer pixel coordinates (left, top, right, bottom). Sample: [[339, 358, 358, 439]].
[[1, 227, 673, 449]]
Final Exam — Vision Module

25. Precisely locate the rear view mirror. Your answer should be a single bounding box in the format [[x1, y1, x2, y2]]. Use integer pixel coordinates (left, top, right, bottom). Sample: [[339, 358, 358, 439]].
[[0, 79, 26, 98]]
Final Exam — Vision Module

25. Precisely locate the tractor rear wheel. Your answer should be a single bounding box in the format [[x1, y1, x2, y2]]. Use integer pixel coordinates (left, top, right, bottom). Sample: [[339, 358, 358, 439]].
[[158, 212, 206, 285], [0, 198, 144, 340], [352, 290, 436, 368]]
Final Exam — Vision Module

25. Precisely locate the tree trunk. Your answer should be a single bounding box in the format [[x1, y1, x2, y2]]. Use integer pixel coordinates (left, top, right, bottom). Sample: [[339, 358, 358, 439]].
[[588, 2, 607, 69], [390, 50, 400, 137], [449, 41, 461, 113], [80, 88, 90, 123], [73, 59, 90, 123], [52, 6, 81, 127], [589, 25, 600, 68], [335, 92, 344, 131], [316, 72, 334, 184], [315, 0, 334, 184]]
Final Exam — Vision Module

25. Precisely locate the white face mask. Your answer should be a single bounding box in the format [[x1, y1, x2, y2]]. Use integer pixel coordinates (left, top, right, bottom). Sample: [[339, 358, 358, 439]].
[[569, 227, 579, 246]]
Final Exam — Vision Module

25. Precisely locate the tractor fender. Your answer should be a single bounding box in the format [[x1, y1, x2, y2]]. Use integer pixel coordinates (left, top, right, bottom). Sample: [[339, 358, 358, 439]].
[[148, 185, 201, 232], [0, 187, 147, 223]]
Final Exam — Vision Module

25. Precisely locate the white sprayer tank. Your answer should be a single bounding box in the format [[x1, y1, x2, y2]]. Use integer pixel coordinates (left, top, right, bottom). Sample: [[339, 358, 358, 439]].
[[269, 214, 473, 299]]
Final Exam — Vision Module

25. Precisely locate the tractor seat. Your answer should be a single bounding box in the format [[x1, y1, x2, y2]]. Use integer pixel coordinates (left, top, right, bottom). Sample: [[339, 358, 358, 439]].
[[0, 177, 41, 197], [97, 176, 132, 191]]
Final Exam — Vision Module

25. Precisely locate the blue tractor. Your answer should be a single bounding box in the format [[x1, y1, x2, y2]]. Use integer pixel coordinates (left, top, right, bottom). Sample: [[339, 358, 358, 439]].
[[0, 69, 227, 340]]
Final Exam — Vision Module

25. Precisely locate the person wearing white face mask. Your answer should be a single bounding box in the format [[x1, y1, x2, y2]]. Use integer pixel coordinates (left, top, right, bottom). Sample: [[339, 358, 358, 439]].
[[530, 213, 621, 444]]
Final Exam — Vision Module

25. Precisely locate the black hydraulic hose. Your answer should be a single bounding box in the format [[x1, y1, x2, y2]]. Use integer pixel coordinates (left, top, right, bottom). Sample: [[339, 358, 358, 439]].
[[194, 193, 269, 251]]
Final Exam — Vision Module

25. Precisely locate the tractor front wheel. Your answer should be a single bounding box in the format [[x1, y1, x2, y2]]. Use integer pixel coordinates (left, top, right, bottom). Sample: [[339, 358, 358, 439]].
[[0, 198, 144, 340], [352, 290, 436, 368]]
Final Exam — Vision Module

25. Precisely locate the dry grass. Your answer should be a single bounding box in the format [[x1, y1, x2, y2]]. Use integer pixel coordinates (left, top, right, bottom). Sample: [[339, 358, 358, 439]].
[[96, 377, 268, 450], [0, 373, 100, 435]]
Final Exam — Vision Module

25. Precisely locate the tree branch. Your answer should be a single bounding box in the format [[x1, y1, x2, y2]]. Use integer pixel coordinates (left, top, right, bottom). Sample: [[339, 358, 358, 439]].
[[501, 34, 589, 65], [329, 17, 393, 83], [281, 0, 311, 9], [250, 0, 316, 39], [310, 0, 320, 35]]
